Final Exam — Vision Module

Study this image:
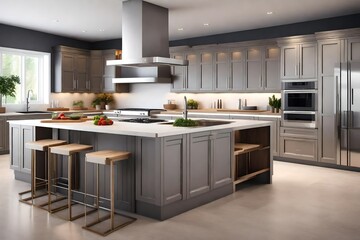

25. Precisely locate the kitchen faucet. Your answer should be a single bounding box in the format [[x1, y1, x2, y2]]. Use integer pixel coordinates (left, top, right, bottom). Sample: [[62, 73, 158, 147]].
[[183, 96, 188, 120], [26, 90, 33, 112]]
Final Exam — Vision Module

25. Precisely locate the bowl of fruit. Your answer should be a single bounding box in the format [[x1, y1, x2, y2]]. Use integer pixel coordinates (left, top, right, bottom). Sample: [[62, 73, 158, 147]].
[[93, 115, 113, 126]]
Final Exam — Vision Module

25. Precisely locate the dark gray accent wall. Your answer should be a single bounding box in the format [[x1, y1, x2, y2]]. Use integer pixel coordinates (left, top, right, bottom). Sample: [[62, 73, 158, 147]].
[[0, 24, 91, 52], [170, 13, 360, 47], [91, 39, 122, 50]]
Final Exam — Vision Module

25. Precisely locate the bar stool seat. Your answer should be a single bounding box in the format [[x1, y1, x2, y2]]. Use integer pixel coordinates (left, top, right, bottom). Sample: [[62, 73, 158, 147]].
[[19, 139, 67, 206], [49, 143, 93, 221], [83, 150, 136, 236]]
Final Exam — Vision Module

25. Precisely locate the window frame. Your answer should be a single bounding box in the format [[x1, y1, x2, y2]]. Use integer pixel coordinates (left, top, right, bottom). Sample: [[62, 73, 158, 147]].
[[0, 47, 51, 105]]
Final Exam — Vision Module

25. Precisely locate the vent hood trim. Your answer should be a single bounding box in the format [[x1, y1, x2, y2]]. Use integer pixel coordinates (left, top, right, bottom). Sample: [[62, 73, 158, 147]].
[[107, 57, 188, 67], [112, 77, 172, 83]]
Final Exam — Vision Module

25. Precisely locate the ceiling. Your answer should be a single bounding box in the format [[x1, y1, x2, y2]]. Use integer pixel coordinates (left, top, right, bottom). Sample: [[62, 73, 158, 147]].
[[0, 0, 360, 42]]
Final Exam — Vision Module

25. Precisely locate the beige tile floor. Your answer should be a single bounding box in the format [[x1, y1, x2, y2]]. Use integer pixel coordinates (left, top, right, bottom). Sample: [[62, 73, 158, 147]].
[[1, 154, 360, 240]]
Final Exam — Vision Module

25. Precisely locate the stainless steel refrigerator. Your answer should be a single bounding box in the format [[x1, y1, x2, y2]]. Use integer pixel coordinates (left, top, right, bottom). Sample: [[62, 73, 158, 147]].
[[335, 62, 360, 167]]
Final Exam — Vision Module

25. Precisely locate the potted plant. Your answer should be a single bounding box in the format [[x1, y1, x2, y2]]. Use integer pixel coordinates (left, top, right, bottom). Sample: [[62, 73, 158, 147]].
[[98, 93, 114, 110], [187, 99, 199, 109], [72, 100, 84, 110], [0, 75, 21, 113], [269, 95, 281, 113], [91, 98, 102, 110]]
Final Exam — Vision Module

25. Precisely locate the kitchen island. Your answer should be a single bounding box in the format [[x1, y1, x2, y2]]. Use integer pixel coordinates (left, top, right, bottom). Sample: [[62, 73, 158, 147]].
[[9, 118, 272, 220]]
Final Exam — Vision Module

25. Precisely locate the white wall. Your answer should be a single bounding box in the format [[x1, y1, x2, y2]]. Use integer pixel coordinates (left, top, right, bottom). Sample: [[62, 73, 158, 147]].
[[4, 84, 280, 112], [113, 83, 281, 110]]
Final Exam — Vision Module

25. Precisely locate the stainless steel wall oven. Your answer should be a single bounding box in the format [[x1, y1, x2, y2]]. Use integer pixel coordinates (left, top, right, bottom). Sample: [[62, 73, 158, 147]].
[[282, 80, 318, 128]]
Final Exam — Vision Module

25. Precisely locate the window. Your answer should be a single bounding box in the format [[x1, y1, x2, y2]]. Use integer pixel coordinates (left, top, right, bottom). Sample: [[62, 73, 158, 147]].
[[0, 47, 50, 105]]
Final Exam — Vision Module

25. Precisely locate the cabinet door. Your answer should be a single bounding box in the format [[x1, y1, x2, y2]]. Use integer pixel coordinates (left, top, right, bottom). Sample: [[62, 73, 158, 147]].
[[75, 55, 89, 92], [281, 45, 298, 79], [258, 117, 279, 157], [280, 136, 317, 161], [300, 43, 317, 79], [212, 131, 232, 189], [20, 125, 34, 174], [103, 53, 118, 92], [230, 50, 245, 90], [199, 52, 213, 91], [163, 136, 185, 205], [185, 53, 199, 90], [0, 118, 6, 152], [90, 56, 104, 93], [188, 132, 211, 198], [61, 54, 76, 92], [171, 53, 186, 91], [264, 47, 280, 91], [318, 40, 340, 164], [348, 38, 360, 62], [10, 124, 21, 171], [214, 51, 230, 91], [246, 48, 262, 90]]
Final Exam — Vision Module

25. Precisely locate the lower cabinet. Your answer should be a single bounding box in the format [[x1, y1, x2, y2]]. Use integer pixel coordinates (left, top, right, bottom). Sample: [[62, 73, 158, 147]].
[[280, 127, 318, 161], [10, 124, 34, 174], [135, 130, 232, 206]]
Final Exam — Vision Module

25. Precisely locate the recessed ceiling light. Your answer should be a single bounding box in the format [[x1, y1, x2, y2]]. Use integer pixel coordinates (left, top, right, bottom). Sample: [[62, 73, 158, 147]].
[[267, 11, 273, 15], [99, 29, 105, 32], [178, 28, 184, 31], [82, 30, 87, 33], [203, 23, 210, 26], [52, 19, 60, 23]]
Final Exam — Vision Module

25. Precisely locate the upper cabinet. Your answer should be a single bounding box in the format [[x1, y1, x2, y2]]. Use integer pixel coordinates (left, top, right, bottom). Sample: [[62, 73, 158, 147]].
[[170, 41, 280, 93], [278, 36, 317, 80], [54, 46, 128, 93], [53, 46, 90, 93]]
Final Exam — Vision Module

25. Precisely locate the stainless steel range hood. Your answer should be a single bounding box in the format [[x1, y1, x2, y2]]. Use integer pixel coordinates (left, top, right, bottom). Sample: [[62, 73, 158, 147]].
[[108, 0, 188, 83]]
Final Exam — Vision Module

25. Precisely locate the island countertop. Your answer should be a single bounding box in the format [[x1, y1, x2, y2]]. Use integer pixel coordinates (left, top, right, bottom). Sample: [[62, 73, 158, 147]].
[[8, 118, 272, 138]]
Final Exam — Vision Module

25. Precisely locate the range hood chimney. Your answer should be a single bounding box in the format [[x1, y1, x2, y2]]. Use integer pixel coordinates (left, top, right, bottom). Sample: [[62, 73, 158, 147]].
[[108, 0, 188, 83]]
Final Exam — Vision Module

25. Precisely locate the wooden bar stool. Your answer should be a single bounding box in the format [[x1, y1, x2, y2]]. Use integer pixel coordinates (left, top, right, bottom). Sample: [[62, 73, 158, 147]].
[[49, 143, 93, 221], [19, 139, 67, 206], [83, 150, 136, 236]]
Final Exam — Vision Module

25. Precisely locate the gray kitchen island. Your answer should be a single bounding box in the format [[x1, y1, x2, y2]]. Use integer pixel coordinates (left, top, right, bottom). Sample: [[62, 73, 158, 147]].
[[9, 118, 272, 220]]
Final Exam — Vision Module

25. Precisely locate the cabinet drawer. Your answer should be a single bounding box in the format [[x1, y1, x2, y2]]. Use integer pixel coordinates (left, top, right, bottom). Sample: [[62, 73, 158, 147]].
[[280, 127, 317, 139], [280, 136, 317, 161]]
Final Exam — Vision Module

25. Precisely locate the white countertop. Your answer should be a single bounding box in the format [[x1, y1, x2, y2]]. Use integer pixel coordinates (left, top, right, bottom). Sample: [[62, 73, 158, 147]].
[[8, 118, 272, 138]]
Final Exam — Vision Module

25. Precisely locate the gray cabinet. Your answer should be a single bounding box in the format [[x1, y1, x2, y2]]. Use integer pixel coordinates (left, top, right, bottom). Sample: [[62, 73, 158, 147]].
[[170, 53, 187, 91], [186, 52, 200, 90], [348, 37, 360, 62], [280, 41, 317, 80], [214, 51, 230, 91], [317, 39, 341, 164], [212, 131, 232, 189], [230, 49, 246, 90], [90, 49, 129, 93], [163, 135, 186, 205], [257, 117, 280, 157], [280, 127, 318, 161], [188, 132, 211, 198], [246, 47, 262, 90], [188, 130, 232, 198], [264, 47, 280, 91], [10, 124, 33, 174], [199, 51, 213, 91], [246, 46, 280, 91], [54, 46, 90, 93]]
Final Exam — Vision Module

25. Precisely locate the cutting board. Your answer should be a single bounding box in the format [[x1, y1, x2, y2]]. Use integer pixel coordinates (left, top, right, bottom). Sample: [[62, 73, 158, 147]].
[[46, 107, 70, 111], [217, 109, 267, 113], [40, 118, 89, 123]]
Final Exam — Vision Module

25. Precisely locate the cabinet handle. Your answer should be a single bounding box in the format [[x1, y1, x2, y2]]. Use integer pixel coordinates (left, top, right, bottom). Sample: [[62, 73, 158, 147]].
[[73, 74, 76, 90], [295, 65, 298, 76], [352, 88, 354, 105]]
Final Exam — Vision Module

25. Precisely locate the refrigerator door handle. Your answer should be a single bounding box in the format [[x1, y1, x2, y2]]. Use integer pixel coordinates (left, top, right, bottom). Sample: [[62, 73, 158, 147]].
[[351, 88, 354, 105]]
